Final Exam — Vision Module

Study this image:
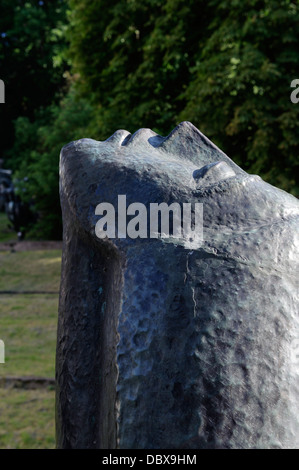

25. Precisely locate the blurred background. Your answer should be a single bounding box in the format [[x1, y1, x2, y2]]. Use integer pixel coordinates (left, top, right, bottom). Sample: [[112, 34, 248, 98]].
[[0, 0, 298, 448]]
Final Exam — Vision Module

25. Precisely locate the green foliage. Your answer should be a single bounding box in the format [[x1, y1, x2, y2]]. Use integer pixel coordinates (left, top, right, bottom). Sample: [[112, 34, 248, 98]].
[[179, 0, 299, 196], [12, 89, 95, 239], [0, 0, 68, 156], [67, 0, 212, 137], [67, 0, 299, 196], [2, 0, 299, 239], [0, 212, 18, 242]]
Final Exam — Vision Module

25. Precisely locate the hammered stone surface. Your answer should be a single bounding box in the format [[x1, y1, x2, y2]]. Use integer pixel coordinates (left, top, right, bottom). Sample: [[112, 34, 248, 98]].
[[56, 121, 299, 449]]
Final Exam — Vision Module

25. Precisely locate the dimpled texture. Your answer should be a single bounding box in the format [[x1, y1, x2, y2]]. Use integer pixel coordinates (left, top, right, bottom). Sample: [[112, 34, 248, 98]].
[[56, 122, 299, 449]]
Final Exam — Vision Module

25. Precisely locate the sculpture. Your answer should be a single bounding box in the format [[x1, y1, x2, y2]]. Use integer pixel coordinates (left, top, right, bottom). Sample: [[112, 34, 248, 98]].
[[56, 121, 299, 449]]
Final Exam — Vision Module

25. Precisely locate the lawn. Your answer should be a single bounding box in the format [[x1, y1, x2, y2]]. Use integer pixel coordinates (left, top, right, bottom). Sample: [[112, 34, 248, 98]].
[[0, 388, 56, 449], [0, 293, 58, 377], [0, 218, 61, 448], [0, 249, 61, 293]]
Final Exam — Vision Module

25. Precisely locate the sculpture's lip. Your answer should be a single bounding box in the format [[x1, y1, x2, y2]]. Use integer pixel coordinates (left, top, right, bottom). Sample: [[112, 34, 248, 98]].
[[104, 121, 221, 151]]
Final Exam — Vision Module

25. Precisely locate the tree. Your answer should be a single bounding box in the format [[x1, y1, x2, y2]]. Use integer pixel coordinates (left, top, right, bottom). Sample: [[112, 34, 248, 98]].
[[67, 0, 299, 196], [3, 0, 298, 240], [67, 0, 212, 137], [0, 0, 68, 160], [12, 88, 95, 239], [179, 0, 299, 196]]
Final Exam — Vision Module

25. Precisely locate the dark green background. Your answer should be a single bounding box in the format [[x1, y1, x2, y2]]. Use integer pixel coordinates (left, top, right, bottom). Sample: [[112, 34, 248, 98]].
[[1, 0, 298, 239]]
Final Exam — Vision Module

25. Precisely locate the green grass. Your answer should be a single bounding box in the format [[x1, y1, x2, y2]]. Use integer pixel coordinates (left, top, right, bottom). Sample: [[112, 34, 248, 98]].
[[0, 250, 62, 292], [0, 388, 55, 449], [0, 294, 58, 377], [0, 248, 61, 448]]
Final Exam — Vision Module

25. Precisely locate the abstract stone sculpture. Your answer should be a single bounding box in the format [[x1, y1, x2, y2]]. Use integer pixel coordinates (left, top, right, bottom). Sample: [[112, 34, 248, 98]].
[[56, 121, 299, 449]]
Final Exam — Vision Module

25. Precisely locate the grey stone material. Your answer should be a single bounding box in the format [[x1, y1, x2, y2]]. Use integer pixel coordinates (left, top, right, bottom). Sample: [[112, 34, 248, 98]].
[[56, 121, 299, 449]]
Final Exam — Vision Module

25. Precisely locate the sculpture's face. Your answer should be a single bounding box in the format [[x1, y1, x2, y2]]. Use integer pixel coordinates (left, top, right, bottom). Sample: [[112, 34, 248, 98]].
[[60, 121, 299, 266], [57, 121, 299, 449]]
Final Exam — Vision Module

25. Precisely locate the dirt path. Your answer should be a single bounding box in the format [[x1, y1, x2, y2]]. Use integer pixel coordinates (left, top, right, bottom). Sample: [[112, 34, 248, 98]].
[[0, 240, 62, 252], [0, 376, 55, 390]]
